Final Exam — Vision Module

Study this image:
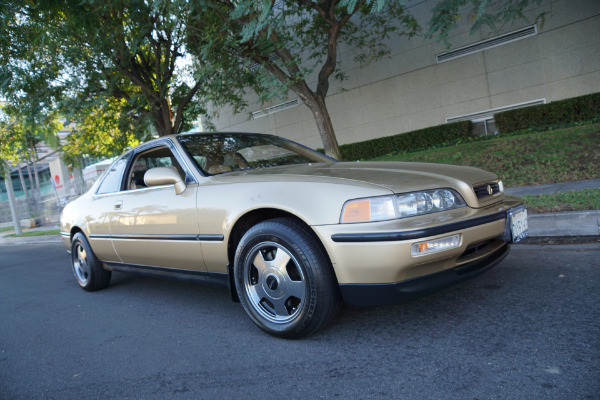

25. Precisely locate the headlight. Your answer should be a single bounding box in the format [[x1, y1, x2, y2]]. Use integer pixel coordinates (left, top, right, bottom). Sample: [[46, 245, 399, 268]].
[[340, 189, 466, 223], [340, 196, 396, 223]]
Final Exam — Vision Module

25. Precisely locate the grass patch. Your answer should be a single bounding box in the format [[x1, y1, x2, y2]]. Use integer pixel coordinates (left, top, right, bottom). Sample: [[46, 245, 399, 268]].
[[0, 226, 26, 233], [371, 123, 600, 188], [520, 188, 600, 213], [5, 229, 60, 238]]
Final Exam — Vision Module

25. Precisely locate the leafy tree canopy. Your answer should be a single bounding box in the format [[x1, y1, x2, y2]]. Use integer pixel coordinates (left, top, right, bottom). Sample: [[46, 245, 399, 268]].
[[0, 0, 546, 163], [185, 0, 544, 159], [0, 0, 250, 166]]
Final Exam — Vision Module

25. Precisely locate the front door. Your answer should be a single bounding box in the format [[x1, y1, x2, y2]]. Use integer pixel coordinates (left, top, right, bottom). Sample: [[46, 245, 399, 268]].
[[109, 145, 206, 272]]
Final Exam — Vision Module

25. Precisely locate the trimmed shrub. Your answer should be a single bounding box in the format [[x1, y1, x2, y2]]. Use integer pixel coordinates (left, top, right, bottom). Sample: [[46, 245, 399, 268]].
[[495, 92, 600, 133], [338, 120, 472, 161], [339, 136, 395, 161]]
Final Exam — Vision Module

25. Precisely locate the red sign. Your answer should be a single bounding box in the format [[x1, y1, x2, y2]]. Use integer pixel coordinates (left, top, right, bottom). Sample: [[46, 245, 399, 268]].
[[54, 174, 63, 189]]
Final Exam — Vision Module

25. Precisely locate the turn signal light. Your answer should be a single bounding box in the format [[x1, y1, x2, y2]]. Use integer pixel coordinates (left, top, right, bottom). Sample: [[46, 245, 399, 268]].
[[411, 234, 461, 256]]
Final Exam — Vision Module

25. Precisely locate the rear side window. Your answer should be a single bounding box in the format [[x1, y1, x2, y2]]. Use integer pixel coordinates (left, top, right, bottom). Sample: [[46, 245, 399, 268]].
[[96, 156, 129, 195]]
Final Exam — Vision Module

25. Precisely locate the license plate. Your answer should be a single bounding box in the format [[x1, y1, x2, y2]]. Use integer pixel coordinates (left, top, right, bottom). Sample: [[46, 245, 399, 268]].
[[509, 207, 529, 243]]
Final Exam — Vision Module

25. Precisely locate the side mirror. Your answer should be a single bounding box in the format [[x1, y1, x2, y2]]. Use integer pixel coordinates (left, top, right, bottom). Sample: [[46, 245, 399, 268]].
[[144, 167, 186, 195]]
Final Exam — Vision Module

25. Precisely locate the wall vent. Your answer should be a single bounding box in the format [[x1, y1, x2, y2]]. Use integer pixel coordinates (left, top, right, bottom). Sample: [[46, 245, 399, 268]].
[[436, 25, 537, 63], [251, 99, 299, 119], [446, 99, 546, 124]]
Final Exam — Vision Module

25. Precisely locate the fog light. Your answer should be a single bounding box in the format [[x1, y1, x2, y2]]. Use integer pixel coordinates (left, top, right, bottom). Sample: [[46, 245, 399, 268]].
[[411, 234, 461, 256]]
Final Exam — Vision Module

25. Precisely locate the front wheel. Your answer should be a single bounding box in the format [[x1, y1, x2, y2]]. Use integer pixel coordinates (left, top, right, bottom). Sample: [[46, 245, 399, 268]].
[[71, 232, 111, 291], [234, 218, 340, 338]]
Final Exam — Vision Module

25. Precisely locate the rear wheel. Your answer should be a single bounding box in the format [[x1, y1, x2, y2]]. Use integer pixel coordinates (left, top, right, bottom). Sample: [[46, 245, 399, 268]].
[[71, 232, 111, 291], [234, 218, 340, 338]]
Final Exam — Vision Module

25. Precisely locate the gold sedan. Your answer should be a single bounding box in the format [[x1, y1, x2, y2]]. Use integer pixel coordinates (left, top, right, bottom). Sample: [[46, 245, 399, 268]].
[[60, 133, 528, 338]]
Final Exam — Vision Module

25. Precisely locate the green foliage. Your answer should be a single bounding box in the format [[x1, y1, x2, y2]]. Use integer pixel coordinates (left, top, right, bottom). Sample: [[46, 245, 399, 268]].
[[494, 92, 600, 133], [427, 0, 546, 47], [0, 104, 61, 176], [189, 0, 421, 159], [61, 98, 151, 168], [1, 0, 250, 162], [1, 0, 551, 163], [230, 0, 421, 99], [339, 120, 472, 160]]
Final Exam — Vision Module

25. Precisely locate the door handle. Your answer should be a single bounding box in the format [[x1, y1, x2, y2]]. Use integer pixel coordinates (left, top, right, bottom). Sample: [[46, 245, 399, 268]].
[[114, 201, 123, 210]]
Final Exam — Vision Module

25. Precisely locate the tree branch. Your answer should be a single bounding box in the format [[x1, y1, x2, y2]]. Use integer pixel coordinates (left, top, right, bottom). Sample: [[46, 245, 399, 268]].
[[173, 79, 204, 134], [316, 0, 366, 98]]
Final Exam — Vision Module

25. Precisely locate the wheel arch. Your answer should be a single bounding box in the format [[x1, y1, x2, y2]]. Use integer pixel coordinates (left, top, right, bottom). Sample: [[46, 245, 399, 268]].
[[225, 208, 340, 302], [70, 226, 85, 242]]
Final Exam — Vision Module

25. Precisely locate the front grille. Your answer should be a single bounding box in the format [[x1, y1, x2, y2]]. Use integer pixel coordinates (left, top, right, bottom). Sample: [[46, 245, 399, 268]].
[[473, 182, 500, 199]]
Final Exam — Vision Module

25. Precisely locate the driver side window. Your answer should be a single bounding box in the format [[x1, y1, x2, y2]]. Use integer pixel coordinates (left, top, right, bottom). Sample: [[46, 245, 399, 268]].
[[127, 146, 185, 190]]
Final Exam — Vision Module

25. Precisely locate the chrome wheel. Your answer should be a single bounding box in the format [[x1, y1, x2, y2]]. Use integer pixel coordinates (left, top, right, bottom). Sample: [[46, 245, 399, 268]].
[[73, 242, 91, 286], [243, 242, 306, 324], [70, 232, 111, 291], [235, 218, 340, 338]]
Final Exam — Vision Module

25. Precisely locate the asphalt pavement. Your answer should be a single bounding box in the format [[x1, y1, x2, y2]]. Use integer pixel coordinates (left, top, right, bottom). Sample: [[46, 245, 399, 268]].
[[1, 241, 598, 399]]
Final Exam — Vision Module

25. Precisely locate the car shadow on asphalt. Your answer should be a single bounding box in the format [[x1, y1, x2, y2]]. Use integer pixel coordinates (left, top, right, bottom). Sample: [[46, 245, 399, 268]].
[[320, 265, 513, 340], [101, 261, 518, 341]]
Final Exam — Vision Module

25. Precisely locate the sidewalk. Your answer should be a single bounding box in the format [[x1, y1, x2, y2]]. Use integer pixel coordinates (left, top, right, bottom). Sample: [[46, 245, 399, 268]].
[[504, 178, 600, 197], [505, 178, 600, 237], [0, 223, 62, 246], [0, 179, 598, 245]]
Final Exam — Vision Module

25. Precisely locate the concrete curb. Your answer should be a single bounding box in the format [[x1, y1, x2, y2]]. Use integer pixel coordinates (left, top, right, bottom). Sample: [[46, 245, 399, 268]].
[[505, 178, 600, 197], [0, 224, 61, 246], [0, 235, 61, 245], [528, 210, 600, 237]]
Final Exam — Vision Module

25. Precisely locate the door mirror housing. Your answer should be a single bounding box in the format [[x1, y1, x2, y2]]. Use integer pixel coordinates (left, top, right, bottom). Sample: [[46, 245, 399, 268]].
[[144, 167, 186, 195]]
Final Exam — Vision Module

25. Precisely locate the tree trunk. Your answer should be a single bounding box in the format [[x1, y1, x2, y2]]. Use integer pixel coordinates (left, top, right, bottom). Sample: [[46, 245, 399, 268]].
[[16, 163, 32, 218], [303, 94, 342, 160], [4, 171, 23, 235], [257, 23, 344, 159], [25, 161, 34, 191], [32, 158, 41, 192], [150, 104, 177, 137], [25, 160, 41, 215], [17, 164, 30, 202], [29, 144, 41, 192]]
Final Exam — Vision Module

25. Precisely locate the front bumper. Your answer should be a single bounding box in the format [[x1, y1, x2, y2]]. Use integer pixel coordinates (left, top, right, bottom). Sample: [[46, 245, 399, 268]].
[[339, 242, 509, 306], [312, 201, 523, 300]]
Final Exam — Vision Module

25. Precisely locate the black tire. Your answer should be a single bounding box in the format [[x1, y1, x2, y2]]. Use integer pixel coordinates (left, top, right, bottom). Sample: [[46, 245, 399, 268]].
[[234, 218, 340, 338], [70, 232, 111, 292]]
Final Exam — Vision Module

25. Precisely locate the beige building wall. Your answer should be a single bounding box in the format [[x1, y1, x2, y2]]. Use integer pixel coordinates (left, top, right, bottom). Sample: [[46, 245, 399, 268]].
[[209, 0, 600, 150]]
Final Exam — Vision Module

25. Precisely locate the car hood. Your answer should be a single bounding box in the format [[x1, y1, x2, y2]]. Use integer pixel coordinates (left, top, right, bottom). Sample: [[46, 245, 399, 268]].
[[226, 161, 498, 194]]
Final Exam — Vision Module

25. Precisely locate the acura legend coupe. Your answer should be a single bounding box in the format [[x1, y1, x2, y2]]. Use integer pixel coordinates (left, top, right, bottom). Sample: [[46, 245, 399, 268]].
[[60, 133, 528, 338]]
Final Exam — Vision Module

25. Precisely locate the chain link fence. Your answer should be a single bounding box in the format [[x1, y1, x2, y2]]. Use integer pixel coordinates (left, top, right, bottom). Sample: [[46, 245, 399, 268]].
[[1, 172, 88, 226]]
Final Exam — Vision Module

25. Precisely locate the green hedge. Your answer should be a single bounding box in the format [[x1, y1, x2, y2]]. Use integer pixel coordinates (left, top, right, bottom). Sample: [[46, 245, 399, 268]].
[[338, 120, 472, 161], [495, 92, 600, 133]]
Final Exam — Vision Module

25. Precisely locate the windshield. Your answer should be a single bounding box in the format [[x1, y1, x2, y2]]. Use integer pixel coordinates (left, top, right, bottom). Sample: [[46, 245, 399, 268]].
[[178, 133, 333, 175]]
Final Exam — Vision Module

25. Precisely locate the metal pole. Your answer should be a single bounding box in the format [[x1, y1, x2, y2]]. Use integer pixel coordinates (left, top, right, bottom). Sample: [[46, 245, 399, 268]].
[[4, 171, 23, 235]]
